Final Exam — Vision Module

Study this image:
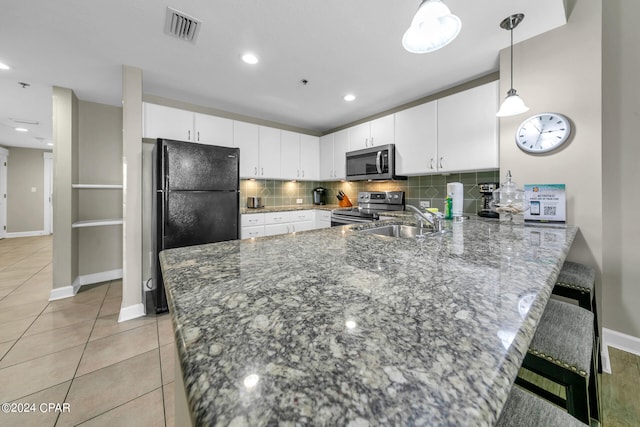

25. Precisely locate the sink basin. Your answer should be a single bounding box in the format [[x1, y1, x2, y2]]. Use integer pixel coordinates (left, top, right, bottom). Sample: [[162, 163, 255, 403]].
[[358, 224, 431, 239]]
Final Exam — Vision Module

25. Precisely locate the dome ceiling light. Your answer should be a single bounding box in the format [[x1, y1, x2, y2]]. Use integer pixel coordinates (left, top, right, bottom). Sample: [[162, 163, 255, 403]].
[[402, 0, 462, 54]]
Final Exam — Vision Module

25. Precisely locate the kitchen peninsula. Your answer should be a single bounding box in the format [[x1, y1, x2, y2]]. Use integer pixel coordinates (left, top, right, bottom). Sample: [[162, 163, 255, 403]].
[[160, 218, 577, 426]]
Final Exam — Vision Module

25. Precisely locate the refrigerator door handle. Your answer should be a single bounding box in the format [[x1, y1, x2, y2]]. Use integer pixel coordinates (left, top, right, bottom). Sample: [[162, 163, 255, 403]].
[[162, 145, 169, 240]]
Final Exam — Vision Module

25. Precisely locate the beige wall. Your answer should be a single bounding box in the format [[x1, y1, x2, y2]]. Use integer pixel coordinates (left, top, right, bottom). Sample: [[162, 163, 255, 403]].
[[499, 1, 604, 326], [77, 100, 123, 276], [602, 1, 640, 337], [6, 147, 50, 233]]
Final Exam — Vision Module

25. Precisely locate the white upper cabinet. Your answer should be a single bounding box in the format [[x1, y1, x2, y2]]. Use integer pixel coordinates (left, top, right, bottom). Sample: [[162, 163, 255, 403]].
[[319, 134, 334, 180], [280, 130, 301, 180], [194, 113, 234, 147], [348, 114, 395, 150], [300, 134, 319, 180], [258, 126, 281, 179], [333, 129, 349, 180], [234, 121, 260, 178], [143, 103, 194, 142], [395, 101, 438, 175], [437, 81, 499, 173]]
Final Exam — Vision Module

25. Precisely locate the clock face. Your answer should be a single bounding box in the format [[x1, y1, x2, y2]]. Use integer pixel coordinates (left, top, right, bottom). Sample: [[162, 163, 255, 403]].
[[515, 113, 571, 153]]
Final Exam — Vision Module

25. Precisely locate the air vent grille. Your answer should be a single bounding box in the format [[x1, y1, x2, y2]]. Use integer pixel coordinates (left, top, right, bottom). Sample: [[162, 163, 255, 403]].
[[164, 7, 201, 43]]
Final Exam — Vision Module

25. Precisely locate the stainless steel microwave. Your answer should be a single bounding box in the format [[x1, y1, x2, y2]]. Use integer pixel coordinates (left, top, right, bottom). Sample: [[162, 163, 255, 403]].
[[345, 144, 406, 181]]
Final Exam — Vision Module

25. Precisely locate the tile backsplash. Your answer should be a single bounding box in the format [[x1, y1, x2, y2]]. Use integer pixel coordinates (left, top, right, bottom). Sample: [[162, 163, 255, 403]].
[[241, 170, 500, 214]]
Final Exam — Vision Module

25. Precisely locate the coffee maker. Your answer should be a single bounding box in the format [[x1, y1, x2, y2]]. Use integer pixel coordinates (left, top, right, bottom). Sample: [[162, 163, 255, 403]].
[[312, 187, 327, 205], [478, 182, 499, 218]]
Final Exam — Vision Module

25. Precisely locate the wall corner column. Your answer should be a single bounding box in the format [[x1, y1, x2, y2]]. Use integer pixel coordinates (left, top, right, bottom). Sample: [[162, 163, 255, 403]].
[[120, 65, 145, 322]]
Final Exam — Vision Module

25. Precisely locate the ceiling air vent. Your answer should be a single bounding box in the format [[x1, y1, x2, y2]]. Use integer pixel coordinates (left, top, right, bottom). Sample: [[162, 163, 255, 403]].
[[164, 7, 201, 43]]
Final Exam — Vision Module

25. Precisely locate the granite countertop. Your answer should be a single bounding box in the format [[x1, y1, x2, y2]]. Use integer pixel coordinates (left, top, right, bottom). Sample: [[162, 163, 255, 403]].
[[160, 218, 578, 426], [240, 204, 340, 214]]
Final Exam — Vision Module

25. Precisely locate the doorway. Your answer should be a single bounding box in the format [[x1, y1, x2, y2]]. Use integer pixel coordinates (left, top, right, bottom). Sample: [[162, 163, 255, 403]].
[[43, 152, 53, 234]]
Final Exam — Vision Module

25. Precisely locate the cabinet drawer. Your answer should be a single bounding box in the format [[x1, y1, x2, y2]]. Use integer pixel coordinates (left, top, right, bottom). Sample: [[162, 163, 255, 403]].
[[264, 211, 292, 224], [315, 210, 331, 222], [290, 210, 314, 222], [241, 214, 265, 227], [264, 223, 290, 236], [241, 226, 265, 239]]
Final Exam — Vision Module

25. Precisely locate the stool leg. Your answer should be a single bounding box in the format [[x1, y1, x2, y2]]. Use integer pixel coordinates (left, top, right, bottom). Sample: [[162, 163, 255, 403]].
[[589, 345, 601, 422]]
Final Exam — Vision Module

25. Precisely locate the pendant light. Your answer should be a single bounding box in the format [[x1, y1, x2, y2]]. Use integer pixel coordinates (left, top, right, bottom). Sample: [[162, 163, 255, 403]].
[[402, 0, 461, 54], [496, 13, 529, 117]]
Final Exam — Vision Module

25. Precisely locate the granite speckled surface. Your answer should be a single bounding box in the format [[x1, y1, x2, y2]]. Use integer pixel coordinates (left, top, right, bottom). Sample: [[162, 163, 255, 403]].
[[160, 218, 578, 426]]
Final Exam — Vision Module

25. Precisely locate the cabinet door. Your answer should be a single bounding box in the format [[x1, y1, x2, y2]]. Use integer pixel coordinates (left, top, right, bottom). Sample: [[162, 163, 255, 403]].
[[194, 114, 233, 147], [280, 130, 301, 180], [437, 81, 499, 172], [259, 126, 281, 179], [234, 121, 260, 178], [369, 114, 395, 147], [395, 101, 437, 175], [242, 226, 265, 239], [290, 221, 314, 233], [300, 134, 319, 180], [143, 103, 194, 141], [348, 122, 370, 151], [319, 134, 334, 180], [264, 223, 290, 236], [333, 130, 349, 180]]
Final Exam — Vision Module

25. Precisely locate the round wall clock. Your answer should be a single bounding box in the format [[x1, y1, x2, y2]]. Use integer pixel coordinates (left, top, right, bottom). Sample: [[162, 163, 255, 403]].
[[515, 113, 572, 154]]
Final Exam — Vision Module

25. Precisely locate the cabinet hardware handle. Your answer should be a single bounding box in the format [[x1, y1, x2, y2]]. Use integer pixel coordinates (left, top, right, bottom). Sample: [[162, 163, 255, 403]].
[[261, 168, 264, 175], [188, 130, 191, 140], [439, 157, 444, 169], [370, 137, 374, 146], [429, 158, 434, 170], [297, 170, 300, 177], [302, 170, 304, 177], [197, 131, 200, 141], [254, 167, 258, 175]]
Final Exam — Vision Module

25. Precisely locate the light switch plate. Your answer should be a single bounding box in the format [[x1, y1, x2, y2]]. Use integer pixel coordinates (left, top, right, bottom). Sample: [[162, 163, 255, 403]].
[[31, 187, 37, 193], [419, 200, 430, 208], [296, 198, 303, 204]]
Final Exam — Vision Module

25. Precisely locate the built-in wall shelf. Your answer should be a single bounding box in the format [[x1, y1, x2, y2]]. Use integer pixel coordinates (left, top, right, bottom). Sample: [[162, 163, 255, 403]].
[[72, 219, 124, 228], [72, 184, 123, 189]]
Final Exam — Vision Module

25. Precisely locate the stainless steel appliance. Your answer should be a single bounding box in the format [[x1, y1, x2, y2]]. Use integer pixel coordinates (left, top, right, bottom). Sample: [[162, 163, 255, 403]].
[[312, 187, 327, 205], [331, 191, 404, 226], [345, 144, 406, 181], [246, 196, 263, 208], [478, 182, 499, 218], [152, 139, 240, 313]]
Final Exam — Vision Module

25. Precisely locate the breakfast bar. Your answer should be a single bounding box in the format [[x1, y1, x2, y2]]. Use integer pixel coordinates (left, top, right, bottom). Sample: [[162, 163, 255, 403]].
[[160, 218, 578, 426]]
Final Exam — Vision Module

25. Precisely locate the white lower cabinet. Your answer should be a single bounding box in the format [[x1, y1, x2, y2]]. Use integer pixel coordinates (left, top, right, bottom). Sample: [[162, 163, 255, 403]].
[[314, 210, 331, 229], [241, 210, 324, 239]]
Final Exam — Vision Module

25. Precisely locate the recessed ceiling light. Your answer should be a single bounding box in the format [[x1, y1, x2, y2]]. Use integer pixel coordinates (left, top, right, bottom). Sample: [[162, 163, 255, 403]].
[[15, 127, 28, 132], [242, 53, 259, 65], [0, 62, 10, 70], [343, 94, 356, 102]]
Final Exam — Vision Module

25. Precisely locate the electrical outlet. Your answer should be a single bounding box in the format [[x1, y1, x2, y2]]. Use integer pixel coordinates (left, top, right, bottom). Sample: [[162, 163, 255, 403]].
[[296, 198, 303, 204], [419, 200, 430, 209]]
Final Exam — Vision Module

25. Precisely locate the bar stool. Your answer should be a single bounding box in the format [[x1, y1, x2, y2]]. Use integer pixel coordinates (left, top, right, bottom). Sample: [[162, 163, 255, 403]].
[[496, 386, 585, 427], [552, 261, 601, 371], [516, 299, 599, 425]]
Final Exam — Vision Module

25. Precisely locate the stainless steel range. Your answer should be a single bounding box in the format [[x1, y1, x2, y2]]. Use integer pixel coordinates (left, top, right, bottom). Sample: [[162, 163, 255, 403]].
[[331, 191, 405, 226]]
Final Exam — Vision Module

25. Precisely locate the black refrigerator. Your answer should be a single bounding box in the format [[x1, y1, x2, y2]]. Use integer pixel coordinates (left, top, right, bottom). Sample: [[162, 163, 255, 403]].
[[151, 139, 240, 313]]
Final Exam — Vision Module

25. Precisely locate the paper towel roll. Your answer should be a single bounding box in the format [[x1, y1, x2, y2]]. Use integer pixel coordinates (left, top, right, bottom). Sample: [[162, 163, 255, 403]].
[[447, 182, 464, 217]]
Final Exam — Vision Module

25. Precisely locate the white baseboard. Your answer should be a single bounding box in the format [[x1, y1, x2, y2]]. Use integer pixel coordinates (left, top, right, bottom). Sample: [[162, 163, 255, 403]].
[[5, 230, 46, 238], [48, 269, 122, 301], [601, 328, 640, 374], [118, 303, 146, 322], [78, 269, 122, 286]]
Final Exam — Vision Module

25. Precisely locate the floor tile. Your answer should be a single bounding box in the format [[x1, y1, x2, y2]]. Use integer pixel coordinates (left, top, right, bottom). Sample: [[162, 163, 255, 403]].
[[89, 313, 156, 342], [2, 381, 71, 427], [602, 347, 640, 426], [0, 344, 84, 403], [160, 343, 174, 385], [76, 323, 159, 377], [0, 320, 94, 368], [105, 280, 123, 299], [0, 340, 15, 359], [57, 349, 162, 426], [0, 300, 48, 324], [0, 287, 53, 308], [24, 303, 100, 336], [97, 296, 122, 318], [157, 316, 175, 347], [75, 387, 165, 427], [0, 316, 36, 343], [163, 382, 175, 427]]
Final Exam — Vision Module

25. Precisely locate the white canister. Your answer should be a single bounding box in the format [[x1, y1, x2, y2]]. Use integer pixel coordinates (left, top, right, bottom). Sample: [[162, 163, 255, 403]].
[[447, 182, 464, 217]]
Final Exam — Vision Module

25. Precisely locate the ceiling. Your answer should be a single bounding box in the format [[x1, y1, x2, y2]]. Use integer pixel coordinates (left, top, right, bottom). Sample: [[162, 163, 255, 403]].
[[0, 0, 566, 150]]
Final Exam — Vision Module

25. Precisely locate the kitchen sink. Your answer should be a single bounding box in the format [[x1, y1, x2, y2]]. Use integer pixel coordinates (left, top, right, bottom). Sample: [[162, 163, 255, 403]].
[[358, 224, 432, 239]]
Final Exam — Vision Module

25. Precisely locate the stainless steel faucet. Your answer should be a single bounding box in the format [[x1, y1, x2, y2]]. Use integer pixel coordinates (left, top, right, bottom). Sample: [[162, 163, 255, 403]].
[[405, 205, 445, 232]]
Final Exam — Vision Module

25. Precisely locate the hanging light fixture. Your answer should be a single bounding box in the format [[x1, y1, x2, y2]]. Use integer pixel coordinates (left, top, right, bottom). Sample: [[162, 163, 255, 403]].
[[402, 0, 462, 54], [496, 13, 529, 117]]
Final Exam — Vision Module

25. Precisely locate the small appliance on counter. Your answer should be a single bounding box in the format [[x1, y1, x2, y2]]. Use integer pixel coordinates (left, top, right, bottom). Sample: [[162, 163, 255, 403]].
[[312, 187, 327, 205], [246, 196, 263, 208], [478, 182, 499, 218]]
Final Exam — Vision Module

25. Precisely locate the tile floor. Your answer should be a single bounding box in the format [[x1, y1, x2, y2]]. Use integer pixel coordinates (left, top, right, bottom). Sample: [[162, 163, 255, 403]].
[[1, 235, 639, 426], [0, 235, 173, 426]]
